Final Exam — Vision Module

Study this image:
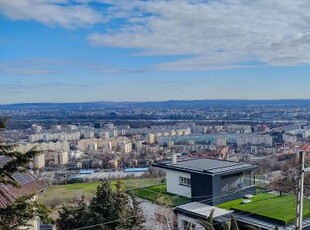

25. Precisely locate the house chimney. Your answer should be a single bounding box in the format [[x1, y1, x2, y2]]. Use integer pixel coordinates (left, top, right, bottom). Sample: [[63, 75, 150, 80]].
[[172, 153, 177, 164]]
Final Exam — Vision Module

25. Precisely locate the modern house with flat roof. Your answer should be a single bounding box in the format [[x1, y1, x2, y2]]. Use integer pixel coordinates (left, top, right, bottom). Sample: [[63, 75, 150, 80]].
[[153, 157, 256, 205]]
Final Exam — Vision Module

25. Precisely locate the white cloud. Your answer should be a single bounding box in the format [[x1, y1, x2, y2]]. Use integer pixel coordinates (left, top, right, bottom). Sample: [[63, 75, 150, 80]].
[[0, 58, 144, 76], [0, 0, 104, 28], [88, 0, 310, 70], [0, 60, 57, 75], [2, 0, 310, 70]]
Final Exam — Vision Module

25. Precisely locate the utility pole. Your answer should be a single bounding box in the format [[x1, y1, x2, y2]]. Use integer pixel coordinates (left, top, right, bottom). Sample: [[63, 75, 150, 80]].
[[296, 150, 305, 230]]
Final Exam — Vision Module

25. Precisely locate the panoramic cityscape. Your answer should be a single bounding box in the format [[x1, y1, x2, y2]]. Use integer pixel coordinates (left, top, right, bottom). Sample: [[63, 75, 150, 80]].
[[1, 1, 310, 230]]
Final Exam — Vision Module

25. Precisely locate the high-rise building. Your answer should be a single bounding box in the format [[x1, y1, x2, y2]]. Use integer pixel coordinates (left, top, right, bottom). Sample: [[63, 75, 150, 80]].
[[121, 143, 132, 154], [55, 151, 68, 165], [88, 143, 98, 151], [31, 124, 42, 133], [33, 153, 45, 169], [105, 123, 114, 129], [146, 134, 156, 144], [216, 137, 227, 146], [52, 125, 62, 130], [135, 141, 143, 151]]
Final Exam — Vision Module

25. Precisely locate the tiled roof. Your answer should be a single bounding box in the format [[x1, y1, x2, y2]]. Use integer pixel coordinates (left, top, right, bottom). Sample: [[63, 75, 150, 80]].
[[299, 144, 310, 152], [0, 173, 46, 208]]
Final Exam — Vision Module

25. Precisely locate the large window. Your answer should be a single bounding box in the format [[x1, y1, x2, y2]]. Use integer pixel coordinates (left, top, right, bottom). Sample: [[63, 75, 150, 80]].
[[221, 172, 253, 193], [179, 176, 191, 187], [182, 220, 196, 230]]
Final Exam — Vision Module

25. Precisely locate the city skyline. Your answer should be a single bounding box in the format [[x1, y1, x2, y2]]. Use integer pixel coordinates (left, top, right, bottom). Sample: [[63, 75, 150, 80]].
[[1, 0, 310, 104]]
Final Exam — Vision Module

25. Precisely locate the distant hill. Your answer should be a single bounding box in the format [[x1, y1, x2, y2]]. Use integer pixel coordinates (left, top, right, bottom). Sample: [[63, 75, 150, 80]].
[[1, 99, 310, 110]]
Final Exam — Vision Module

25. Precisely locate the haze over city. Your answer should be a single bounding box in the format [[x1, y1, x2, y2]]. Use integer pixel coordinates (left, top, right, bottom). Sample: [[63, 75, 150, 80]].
[[1, 0, 310, 103]]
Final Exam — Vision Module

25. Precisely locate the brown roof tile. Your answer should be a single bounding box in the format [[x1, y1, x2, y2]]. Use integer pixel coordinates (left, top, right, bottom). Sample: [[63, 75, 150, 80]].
[[0, 173, 46, 208]]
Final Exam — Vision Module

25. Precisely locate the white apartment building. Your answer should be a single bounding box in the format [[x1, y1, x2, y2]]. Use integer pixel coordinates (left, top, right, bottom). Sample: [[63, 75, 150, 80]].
[[216, 136, 227, 147], [16, 141, 70, 153], [31, 124, 42, 133], [146, 134, 156, 144], [68, 151, 84, 160], [135, 141, 143, 151], [120, 143, 132, 154], [283, 133, 298, 143], [235, 134, 273, 146], [29, 131, 80, 143], [81, 130, 95, 139]]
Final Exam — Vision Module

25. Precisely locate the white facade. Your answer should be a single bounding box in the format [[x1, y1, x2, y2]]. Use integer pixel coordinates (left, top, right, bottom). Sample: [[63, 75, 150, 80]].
[[166, 169, 191, 198], [283, 133, 297, 143], [68, 151, 84, 159], [123, 143, 132, 153], [31, 124, 42, 133], [135, 141, 143, 151], [216, 136, 227, 146], [146, 133, 156, 144], [16, 141, 70, 153], [82, 130, 95, 139], [176, 202, 233, 230], [29, 131, 80, 143], [235, 134, 273, 146]]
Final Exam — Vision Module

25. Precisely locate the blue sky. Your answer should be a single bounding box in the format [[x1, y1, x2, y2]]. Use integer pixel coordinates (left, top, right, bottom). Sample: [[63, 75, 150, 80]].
[[1, 0, 310, 104]]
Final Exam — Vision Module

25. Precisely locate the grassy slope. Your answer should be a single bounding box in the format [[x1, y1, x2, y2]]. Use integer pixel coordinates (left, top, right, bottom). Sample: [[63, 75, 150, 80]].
[[130, 184, 191, 207], [41, 178, 163, 207], [218, 193, 310, 224]]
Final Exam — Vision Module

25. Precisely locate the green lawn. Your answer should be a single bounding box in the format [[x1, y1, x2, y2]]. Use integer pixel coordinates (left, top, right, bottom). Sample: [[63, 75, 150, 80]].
[[255, 187, 265, 194], [130, 184, 191, 207], [41, 178, 163, 208], [218, 193, 310, 224]]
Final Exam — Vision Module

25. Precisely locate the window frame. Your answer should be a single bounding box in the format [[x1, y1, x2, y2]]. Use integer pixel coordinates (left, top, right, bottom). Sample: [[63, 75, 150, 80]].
[[179, 176, 191, 187]]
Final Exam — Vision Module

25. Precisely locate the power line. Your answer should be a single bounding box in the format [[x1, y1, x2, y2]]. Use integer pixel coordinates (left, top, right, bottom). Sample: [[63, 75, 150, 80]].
[[69, 188, 298, 230], [72, 214, 140, 230]]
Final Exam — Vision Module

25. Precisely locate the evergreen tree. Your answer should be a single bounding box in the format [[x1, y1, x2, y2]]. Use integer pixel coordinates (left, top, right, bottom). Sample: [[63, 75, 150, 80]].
[[0, 119, 38, 186], [115, 181, 131, 229], [125, 196, 145, 230], [57, 196, 90, 230], [115, 181, 144, 230], [0, 119, 51, 229], [35, 201, 53, 224], [0, 196, 37, 229], [88, 180, 117, 229], [57, 180, 145, 230]]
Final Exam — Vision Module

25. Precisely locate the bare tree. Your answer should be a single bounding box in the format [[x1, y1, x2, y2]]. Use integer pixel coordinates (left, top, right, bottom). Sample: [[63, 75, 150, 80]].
[[269, 156, 310, 195], [153, 205, 176, 230]]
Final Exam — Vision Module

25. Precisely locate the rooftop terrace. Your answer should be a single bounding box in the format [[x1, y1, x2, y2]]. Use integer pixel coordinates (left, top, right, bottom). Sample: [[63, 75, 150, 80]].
[[217, 193, 310, 225]]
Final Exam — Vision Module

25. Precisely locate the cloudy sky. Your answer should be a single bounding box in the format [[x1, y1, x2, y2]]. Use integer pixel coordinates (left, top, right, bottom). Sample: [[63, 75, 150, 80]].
[[1, 0, 310, 103]]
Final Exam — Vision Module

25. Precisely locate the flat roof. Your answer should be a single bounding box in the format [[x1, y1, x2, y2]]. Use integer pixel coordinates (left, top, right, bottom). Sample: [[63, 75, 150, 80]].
[[153, 158, 256, 175], [175, 202, 233, 219], [124, 167, 149, 173], [79, 170, 95, 174], [177, 158, 236, 170], [233, 212, 310, 230]]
